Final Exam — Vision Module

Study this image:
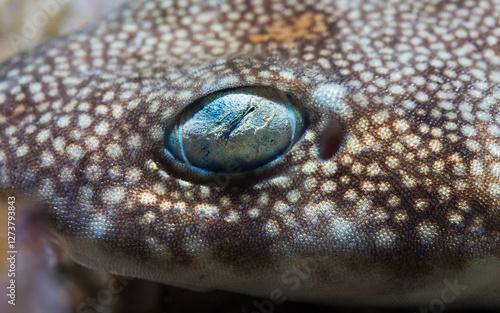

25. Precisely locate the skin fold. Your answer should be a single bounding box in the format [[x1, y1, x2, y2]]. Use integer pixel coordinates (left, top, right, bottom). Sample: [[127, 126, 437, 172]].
[[0, 0, 499, 309]]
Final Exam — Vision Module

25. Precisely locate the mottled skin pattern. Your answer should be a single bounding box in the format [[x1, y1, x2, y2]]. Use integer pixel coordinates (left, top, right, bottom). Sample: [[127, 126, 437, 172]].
[[0, 0, 499, 308]]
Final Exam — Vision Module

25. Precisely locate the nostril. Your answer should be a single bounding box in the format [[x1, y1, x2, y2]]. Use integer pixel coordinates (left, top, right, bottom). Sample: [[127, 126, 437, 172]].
[[319, 118, 343, 160]]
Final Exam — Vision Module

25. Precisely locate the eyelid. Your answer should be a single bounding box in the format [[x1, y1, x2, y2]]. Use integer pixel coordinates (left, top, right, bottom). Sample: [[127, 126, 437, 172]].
[[162, 86, 307, 183]]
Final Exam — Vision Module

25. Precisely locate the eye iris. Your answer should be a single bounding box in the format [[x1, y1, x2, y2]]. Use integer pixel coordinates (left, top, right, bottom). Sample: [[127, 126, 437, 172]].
[[167, 87, 305, 172]]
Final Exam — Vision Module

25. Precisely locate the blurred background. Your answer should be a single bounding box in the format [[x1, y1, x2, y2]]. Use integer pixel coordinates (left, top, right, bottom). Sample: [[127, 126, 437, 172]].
[[0, 0, 128, 61]]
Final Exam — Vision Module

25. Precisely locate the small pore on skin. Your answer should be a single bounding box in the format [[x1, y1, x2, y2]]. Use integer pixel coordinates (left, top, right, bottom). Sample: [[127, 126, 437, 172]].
[[319, 117, 343, 160]]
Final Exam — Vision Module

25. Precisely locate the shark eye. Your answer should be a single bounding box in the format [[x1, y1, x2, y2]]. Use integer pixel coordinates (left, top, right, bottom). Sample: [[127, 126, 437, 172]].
[[166, 87, 306, 173]]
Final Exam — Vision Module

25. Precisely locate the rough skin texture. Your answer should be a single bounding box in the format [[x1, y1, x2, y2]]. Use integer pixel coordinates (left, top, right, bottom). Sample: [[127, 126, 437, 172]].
[[0, 0, 499, 308]]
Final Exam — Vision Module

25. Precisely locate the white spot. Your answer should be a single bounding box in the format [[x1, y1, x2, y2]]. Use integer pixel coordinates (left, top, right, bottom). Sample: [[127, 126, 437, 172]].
[[415, 91, 429, 102], [39, 112, 52, 124], [448, 213, 463, 225], [85, 137, 100, 150], [103, 91, 115, 101], [85, 165, 101, 181], [461, 125, 476, 137], [199, 186, 211, 198], [491, 163, 500, 177], [106, 144, 123, 158], [465, 139, 480, 152], [248, 208, 260, 218], [128, 134, 142, 149], [57, 116, 71, 128], [39, 179, 54, 198], [141, 211, 156, 224], [102, 187, 125, 204], [312, 83, 350, 118], [78, 102, 91, 112], [140, 192, 156, 205], [489, 125, 500, 137], [29, 82, 42, 94], [301, 161, 317, 174], [96, 105, 108, 115], [89, 214, 111, 238], [394, 120, 410, 133], [66, 144, 84, 160], [219, 75, 240, 86], [36, 129, 51, 143], [258, 71, 271, 78], [321, 162, 338, 175], [112, 104, 123, 119], [196, 204, 218, 219], [303, 202, 327, 224], [159, 201, 171, 211], [488, 142, 500, 157], [269, 176, 292, 188], [279, 71, 295, 80], [490, 71, 500, 83], [304, 177, 317, 191], [389, 85, 405, 95], [471, 159, 483, 176], [404, 135, 420, 148], [402, 100, 416, 110], [488, 184, 500, 197], [438, 186, 451, 200], [93, 121, 108, 135], [177, 90, 193, 101], [183, 236, 210, 256], [327, 217, 355, 243], [16, 145, 29, 157], [322, 181, 336, 193], [224, 211, 240, 223], [415, 199, 429, 211], [126, 168, 142, 183], [366, 163, 382, 176], [53, 137, 65, 154], [376, 228, 396, 248], [429, 140, 442, 152], [265, 220, 280, 236], [78, 114, 92, 128], [418, 222, 438, 244]]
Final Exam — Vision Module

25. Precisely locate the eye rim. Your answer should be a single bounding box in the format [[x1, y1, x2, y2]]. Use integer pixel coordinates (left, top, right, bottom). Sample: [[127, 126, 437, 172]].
[[157, 85, 309, 187]]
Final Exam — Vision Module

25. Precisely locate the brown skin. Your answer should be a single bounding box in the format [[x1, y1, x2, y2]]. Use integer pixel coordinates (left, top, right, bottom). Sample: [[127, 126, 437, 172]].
[[0, 0, 499, 310]]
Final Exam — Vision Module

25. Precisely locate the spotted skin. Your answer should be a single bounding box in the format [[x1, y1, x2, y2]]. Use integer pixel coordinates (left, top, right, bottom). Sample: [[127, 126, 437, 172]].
[[0, 0, 500, 308]]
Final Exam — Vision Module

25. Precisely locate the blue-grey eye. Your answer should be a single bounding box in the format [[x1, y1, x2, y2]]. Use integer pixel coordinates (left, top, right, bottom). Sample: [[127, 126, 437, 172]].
[[166, 87, 306, 173]]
